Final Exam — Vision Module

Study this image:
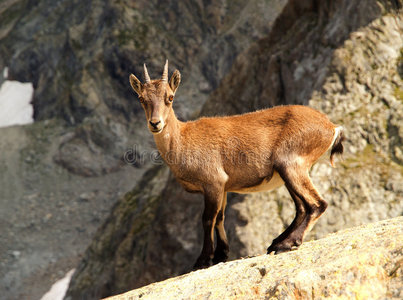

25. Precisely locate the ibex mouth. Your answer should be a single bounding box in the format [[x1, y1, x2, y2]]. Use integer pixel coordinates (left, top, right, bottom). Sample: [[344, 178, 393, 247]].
[[151, 128, 163, 134]]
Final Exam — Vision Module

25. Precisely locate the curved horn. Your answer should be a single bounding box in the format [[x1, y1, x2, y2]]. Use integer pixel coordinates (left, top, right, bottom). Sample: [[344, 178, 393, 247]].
[[161, 59, 168, 82], [143, 63, 151, 83]]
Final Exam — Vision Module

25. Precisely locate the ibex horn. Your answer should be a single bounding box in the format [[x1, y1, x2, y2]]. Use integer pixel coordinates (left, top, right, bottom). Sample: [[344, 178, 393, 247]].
[[143, 63, 151, 83], [162, 59, 168, 82]]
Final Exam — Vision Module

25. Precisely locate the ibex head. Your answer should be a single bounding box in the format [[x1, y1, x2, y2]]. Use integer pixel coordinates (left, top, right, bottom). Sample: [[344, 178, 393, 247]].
[[130, 60, 181, 134]]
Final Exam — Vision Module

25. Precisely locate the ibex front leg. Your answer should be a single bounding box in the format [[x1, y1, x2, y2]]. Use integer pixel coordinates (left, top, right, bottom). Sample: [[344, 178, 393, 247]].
[[193, 188, 223, 269]]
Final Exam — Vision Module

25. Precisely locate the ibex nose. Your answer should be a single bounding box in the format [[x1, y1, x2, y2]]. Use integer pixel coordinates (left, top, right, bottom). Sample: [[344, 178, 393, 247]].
[[149, 120, 161, 129]]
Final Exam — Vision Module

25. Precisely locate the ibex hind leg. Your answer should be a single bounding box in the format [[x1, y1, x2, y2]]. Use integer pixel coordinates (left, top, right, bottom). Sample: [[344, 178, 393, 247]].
[[267, 167, 327, 254], [267, 187, 306, 254]]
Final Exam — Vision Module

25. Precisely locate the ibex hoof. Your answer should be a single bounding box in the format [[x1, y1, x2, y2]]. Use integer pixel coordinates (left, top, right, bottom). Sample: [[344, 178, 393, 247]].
[[267, 238, 301, 255], [193, 258, 211, 270], [212, 250, 229, 265]]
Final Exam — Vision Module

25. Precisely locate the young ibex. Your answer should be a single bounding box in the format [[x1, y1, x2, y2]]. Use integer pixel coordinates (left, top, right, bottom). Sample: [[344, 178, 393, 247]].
[[129, 60, 344, 269]]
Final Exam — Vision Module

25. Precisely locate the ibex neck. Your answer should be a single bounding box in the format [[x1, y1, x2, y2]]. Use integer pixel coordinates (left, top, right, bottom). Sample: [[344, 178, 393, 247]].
[[153, 109, 183, 158]]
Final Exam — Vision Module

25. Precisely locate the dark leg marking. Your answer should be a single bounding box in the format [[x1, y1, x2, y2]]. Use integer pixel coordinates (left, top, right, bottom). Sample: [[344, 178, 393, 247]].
[[267, 187, 305, 254], [213, 192, 229, 264], [267, 167, 327, 254], [193, 188, 222, 269]]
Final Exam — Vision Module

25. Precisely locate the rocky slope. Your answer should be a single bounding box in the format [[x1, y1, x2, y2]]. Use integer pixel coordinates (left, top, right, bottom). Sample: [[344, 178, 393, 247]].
[[106, 217, 403, 300], [0, 121, 143, 300], [66, 0, 403, 299], [0, 1, 286, 299]]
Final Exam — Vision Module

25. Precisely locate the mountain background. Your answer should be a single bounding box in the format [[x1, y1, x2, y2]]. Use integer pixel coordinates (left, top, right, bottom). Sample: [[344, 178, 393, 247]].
[[0, 0, 402, 299]]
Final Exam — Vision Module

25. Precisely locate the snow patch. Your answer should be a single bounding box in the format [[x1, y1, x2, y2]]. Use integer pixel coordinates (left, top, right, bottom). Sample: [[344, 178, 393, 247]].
[[0, 80, 34, 128], [40, 269, 75, 300], [3, 67, 8, 78]]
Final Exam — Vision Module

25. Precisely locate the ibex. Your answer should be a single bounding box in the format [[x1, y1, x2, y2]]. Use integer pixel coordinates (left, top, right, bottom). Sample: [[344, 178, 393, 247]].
[[129, 60, 344, 269]]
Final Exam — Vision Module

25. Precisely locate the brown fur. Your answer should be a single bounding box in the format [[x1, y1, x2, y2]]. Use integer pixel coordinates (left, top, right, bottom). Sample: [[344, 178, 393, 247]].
[[129, 62, 344, 269]]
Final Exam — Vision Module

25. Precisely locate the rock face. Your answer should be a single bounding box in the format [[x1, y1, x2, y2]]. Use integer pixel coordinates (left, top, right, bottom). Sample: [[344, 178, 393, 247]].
[[0, 0, 286, 164], [107, 217, 403, 300], [226, 2, 403, 258], [0, 0, 285, 178], [0, 1, 286, 299], [66, 0, 403, 299], [1, 0, 285, 122]]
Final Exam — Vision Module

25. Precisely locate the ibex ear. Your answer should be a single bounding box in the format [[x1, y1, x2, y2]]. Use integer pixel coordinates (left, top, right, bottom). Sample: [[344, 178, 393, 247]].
[[169, 70, 181, 94], [129, 74, 142, 96]]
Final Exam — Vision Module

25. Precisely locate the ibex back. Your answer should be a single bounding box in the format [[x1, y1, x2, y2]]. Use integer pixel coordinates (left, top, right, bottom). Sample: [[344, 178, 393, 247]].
[[130, 60, 344, 269]]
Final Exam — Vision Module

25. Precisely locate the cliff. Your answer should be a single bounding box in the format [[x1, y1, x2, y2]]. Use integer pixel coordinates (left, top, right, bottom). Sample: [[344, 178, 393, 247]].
[[0, 1, 285, 299], [106, 217, 403, 299], [66, 0, 403, 299]]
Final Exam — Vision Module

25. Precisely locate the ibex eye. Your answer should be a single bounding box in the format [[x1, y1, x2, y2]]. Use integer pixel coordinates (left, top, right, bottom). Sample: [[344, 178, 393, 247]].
[[139, 97, 144, 103], [168, 95, 174, 102]]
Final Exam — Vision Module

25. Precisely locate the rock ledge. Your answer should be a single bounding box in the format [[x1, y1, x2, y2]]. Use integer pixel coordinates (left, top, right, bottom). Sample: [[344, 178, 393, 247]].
[[106, 217, 403, 299]]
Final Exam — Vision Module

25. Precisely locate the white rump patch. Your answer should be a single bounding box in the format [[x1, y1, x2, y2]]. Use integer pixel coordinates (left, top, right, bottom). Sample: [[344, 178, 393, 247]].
[[330, 126, 343, 150], [318, 126, 343, 165]]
